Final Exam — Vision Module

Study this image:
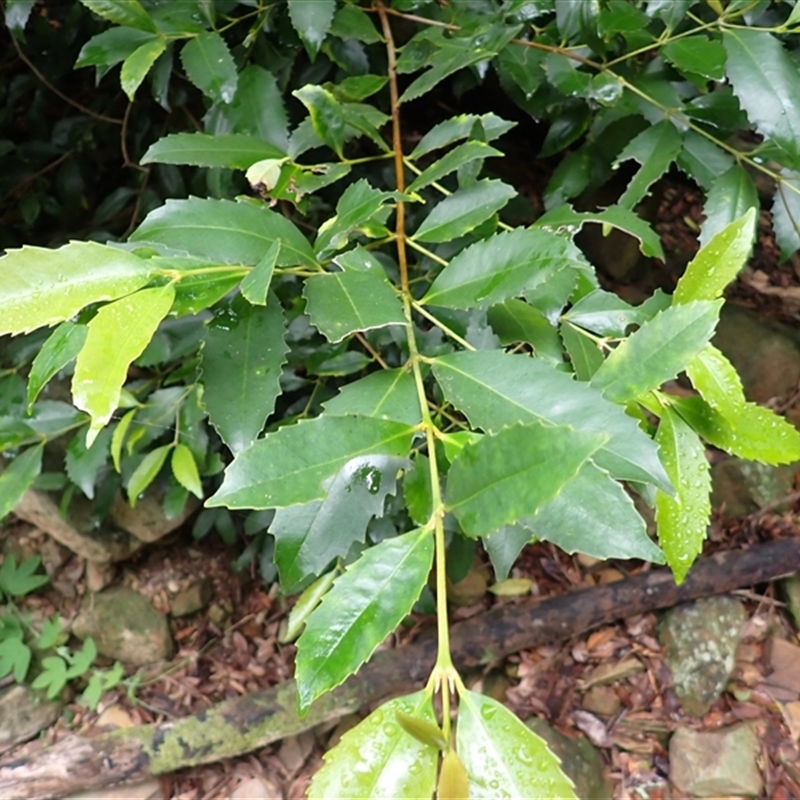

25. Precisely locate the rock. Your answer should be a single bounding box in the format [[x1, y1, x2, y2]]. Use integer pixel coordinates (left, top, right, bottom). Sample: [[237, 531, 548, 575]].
[[85, 560, 116, 592], [0, 684, 62, 748], [658, 596, 745, 716], [95, 705, 135, 729], [711, 457, 797, 518], [111, 491, 199, 544], [72, 587, 173, 665], [169, 578, 212, 617], [582, 685, 621, 717], [715, 303, 800, 408], [277, 731, 315, 777], [231, 777, 283, 800], [669, 724, 762, 797], [527, 718, 612, 799], [447, 567, 488, 607]]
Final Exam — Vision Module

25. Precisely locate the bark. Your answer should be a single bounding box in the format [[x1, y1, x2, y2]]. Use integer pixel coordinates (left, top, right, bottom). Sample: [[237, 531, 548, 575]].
[[2, 536, 798, 800]]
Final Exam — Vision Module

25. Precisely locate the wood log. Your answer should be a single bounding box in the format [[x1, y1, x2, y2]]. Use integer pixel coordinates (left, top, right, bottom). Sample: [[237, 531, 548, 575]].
[[3, 536, 799, 800]]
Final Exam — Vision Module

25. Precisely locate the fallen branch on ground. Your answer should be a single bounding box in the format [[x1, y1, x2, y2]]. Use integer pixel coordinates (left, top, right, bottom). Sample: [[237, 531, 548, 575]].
[[3, 535, 798, 800]]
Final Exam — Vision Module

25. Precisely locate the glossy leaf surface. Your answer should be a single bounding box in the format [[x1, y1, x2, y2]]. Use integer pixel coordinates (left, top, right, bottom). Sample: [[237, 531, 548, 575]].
[[723, 29, 800, 167], [78, 0, 156, 31], [523, 461, 664, 563], [422, 229, 589, 309], [456, 689, 575, 799], [772, 174, 800, 261], [272, 454, 406, 593], [201, 295, 288, 453], [240, 241, 279, 306], [699, 165, 758, 246], [141, 133, 286, 169], [590, 300, 723, 403], [131, 197, 316, 268], [413, 179, 516, 243], [432, 351, 671, 490], [563, 289, 670, 337], [72, 285, 175, 446], [407, 141, 503, 193], [654, 407, 711, 582], [409, 113, 515, 158], [288, 0, 335, 60], [206, 416, 415, 509], [308, 691, 438, 799], [446, 421, 606, 537], [673, 210, 756, 304], [120, 37, 165, 100], [0, 242, 154, 336], [296, 528, 434, 712]]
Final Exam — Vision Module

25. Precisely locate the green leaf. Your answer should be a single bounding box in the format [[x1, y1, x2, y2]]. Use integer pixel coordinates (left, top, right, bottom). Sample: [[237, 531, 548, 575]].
[[772, 172, 800, 261], [78, 0, 156, 32], [294, 85, 346, 158], [672, 395, 800, 465], [329, 4, 382, 44], [120, 37, 165, 100], [75, 27, 158, 69], [563, 288, 671, 337], [296, 528, 434, 713], [130, 197, 316, 268], [0, 444, 43, 523], [206, 416, 415, 509], [412, 179, 516, 243], [282, 569, 337, 643], [456, 689, 576, 800], [0, 636, 31, 683], [523, 461, 664, 563], [72, 285, 175, 446], [308, 691, 438, 799], [166, 264, 245, 318], [272, 455, 405, 593], [421, 229, 588, 309], [65, 637, 97, 679], [0, 241, 154, 336], [723, 29, 800, 168], [240, 241, 279, 306], [35, 616, 62, 650], [487, 299, 564, 363], [676, 132, 735, 192], [0, 552, 48, 597], [303, 271, 405, 343], [171, 443, 203, 499], [65, 427, 112, 500], [409, 113, 516, 158], [180, 32, 237, 103], [673, 209, 756, 304], [288, 0, 335, 60], [685, 344, 745, 420], [31, 655, 68, 700], [27, 322, 87, 411], [5, 0, 35, 40], [544, 52, 592, 97], [127, 444, 171, 504], [400, 26, 520, 104], [111, 408, 137, 472], [534, 203, 665, 259], [141, 133, 286, 169], [699, 166, 759, 248], [663, 35, 726, 80], [445, 421, 606, 538], [560, 323, 604, 381], [432, 351, 671, 490], [314, 179, 400, 257], [590, 300, 723, 403], [483, 524, 535, 582], [654, 407, 711, 583], [322, 369, 422, 425], [407, 141, 502, 194], [201, 295, 288, 454], [613, 121, 683, 210]]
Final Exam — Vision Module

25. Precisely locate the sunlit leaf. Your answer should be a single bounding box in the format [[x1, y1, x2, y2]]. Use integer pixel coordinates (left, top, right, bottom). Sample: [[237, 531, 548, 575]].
[[27, 322, 87, 411], [78, 0, 156, 32], [654, 406, 711, 583], [120, 37, 165, 100], [141, 133, 286, 169], [72, 285, 175, 446]]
